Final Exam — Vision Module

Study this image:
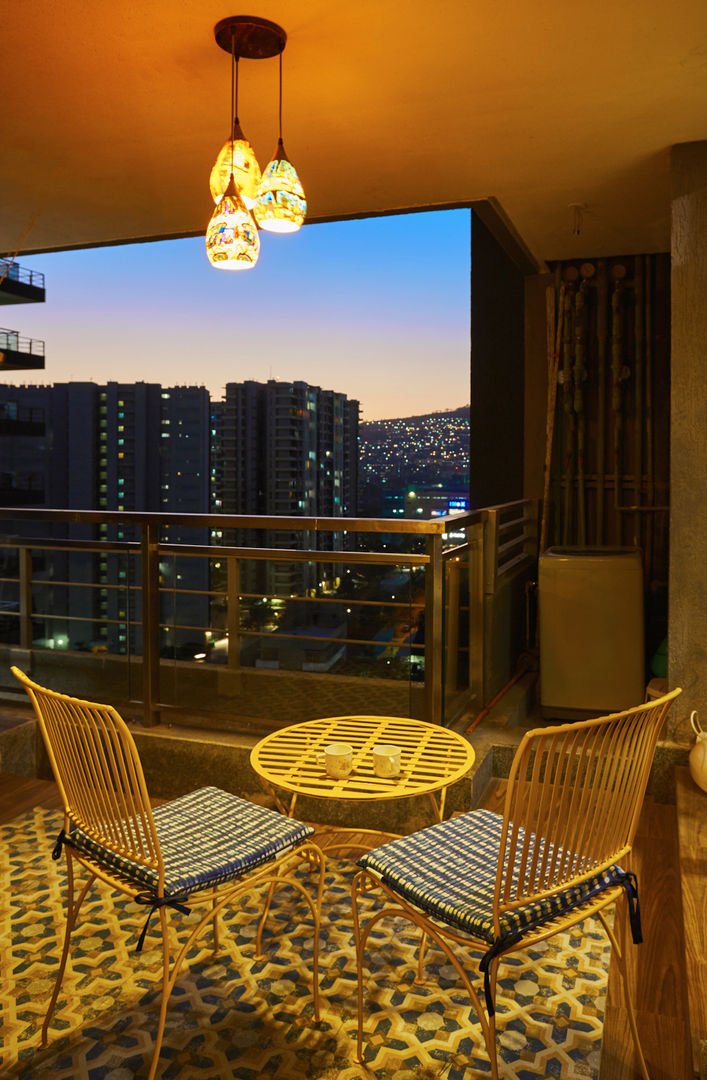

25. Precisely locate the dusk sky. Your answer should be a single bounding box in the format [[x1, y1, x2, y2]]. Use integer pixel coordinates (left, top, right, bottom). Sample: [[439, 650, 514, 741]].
[[6, 209, 470, 421]]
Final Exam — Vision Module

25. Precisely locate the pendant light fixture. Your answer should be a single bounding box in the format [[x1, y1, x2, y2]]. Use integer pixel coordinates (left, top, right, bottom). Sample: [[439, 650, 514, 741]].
[[254, 53, 307, 233], [206, 21, 261, 269], [209, 25, 261, 208], [206, 16, 305, 271]]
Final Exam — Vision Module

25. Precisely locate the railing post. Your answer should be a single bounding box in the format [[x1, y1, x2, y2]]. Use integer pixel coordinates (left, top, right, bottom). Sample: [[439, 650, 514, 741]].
[[444, 557, 461, 696], [484, 508, 499, 595], [141, 521, 160, 726], [467, 521, 485, 706], [227, 556, 241, 671], [18, 546, 32, 650], [425, 533, 444, 724]]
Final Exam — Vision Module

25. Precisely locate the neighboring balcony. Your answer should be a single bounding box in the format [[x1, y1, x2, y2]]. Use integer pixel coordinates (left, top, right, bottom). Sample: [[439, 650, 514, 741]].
[[0, 258, 46, 306], [0, 329, 45, 371], [0, 501, 538, 734]]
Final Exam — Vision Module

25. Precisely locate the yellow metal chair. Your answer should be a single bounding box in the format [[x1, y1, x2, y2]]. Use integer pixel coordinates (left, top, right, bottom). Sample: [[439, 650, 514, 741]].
[[12, 667, 325, 1080], [352, 688, 681, 1080]]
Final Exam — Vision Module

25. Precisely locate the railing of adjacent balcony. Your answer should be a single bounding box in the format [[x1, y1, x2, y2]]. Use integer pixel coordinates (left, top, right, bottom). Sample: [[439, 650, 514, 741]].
[[0, 501, 537, 733], [0, 330, 45, 356], [0, 258, 45, 290]]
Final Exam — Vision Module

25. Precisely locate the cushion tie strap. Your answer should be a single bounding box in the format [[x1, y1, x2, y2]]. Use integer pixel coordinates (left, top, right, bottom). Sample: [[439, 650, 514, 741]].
[[52, 828, 75, 861], [134, 892, 191, 952], [479, 931, 524, 1017], [619, 870, 642, 944], [479, 870, 642, 1018]]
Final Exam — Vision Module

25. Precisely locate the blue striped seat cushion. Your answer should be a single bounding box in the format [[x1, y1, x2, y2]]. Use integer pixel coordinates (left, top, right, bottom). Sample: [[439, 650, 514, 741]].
[[69, 787, 314, 899], [358, 808, 627, 943]]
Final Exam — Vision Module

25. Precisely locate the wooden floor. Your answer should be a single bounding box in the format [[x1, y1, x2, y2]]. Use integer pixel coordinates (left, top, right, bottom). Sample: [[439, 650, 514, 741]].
[[0, 772, 694, 1079]]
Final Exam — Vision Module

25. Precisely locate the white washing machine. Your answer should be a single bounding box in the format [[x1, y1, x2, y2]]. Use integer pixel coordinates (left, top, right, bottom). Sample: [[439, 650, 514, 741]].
[[539, 546, 645, 719]]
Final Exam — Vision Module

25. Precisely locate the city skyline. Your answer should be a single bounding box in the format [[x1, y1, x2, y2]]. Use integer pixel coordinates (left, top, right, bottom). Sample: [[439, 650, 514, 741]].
[[4, 210, 471, 422]]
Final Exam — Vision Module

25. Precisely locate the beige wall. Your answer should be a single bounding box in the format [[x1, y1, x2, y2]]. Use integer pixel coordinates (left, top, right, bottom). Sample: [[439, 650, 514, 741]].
[[669, 141, 707, 741]]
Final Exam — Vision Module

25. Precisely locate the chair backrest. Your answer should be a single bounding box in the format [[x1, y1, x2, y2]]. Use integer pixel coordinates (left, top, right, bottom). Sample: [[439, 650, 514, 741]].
[[494, 688, 681, 928], [12, 667, 162, 882]]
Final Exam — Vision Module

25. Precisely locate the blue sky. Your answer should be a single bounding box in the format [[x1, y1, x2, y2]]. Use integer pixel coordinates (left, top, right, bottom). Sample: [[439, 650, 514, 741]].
[[8, 209, 470, 421]]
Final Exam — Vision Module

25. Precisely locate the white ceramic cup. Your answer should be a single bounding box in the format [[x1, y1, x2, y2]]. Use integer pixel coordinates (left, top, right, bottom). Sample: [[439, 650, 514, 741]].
[[372, 743, 401, 778], [321, 742, 354, 779]]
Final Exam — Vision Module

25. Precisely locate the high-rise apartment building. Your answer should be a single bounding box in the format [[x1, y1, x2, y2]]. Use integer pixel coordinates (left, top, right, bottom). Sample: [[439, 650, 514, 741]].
[[0, 381, 211, 654], [216, 379, 358, 594], [1, 377, 357, 661]]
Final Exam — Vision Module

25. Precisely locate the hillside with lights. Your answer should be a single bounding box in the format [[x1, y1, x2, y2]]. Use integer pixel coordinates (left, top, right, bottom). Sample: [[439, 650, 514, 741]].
[[358, 406, 469, 516]]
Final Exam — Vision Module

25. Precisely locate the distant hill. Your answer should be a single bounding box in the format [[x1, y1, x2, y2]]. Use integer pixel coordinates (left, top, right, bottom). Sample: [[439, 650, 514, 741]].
[[360, 405, 469, 434], [359, 405, 470, 491]]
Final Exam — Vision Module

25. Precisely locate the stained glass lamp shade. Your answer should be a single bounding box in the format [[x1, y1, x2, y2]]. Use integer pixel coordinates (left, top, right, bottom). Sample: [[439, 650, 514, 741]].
[[254, 138, 307, 233], [205, 176, 260, 270], [209, 120, 262, 209]]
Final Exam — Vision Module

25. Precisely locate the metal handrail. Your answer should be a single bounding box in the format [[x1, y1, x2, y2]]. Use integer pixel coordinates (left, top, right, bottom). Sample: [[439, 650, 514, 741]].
[[0, 329, 45, 356], [0, 500, 537, 728], [0, 258, 45, 290]]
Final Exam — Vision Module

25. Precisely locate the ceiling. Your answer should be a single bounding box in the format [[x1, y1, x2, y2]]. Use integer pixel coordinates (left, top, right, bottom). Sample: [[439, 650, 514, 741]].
[[3, 1, 707, 266]]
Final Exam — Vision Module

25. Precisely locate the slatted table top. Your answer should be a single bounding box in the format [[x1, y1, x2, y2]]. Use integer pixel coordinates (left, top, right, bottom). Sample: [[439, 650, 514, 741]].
[[250, 715, 475, 801]]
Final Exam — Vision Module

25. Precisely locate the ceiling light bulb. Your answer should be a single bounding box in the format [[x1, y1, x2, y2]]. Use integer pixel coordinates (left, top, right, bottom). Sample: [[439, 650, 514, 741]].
[[205, 175, 260, 270], [209, 121, 262, 208], [254, 139, 306, 233]]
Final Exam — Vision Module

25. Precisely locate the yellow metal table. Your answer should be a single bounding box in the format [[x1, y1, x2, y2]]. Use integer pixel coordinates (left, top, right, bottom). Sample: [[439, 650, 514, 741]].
[[250, 714, 475, 825]]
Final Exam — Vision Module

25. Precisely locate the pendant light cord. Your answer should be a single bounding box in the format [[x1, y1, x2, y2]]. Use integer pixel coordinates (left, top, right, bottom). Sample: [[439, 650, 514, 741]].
[[230, 29, 238, 174], [278, 52, 283, 144]]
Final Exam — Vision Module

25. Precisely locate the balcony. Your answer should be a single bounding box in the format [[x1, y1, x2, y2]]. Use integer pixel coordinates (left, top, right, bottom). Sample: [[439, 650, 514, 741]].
[[0, 328, 45, 371], [0, 258, 46, 305], [0, 500, 537, 735]]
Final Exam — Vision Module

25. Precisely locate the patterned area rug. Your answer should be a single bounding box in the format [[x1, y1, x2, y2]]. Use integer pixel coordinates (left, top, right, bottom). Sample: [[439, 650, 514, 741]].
[[1, 808, 610, 1079]]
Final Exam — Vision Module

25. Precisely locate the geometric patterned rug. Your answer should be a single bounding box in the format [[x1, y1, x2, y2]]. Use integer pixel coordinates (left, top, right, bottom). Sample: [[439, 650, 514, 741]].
[[0, 808, 610, 1079]]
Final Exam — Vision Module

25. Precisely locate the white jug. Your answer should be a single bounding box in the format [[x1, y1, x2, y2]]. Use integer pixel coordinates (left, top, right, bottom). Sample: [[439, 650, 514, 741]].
[[689, 710, 707, 793]]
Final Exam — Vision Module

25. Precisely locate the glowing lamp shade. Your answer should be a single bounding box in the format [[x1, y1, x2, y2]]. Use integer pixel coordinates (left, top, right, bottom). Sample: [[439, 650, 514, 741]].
[[205, 177, 260, 270], [209, 121, 262, 209], [254, 139, 306, 233]]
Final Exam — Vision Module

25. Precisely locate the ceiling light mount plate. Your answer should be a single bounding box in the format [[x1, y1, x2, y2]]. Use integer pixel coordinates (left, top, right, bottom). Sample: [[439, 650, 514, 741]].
[[214, 15, 286, 58]]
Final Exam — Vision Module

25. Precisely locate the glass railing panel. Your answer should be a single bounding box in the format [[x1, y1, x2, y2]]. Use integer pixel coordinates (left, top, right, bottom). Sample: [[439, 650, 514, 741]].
[[0, 541, 142, 706], [0, 505, 534, 733], [0, 543, 20, 649], [160, 537, 426, 729]]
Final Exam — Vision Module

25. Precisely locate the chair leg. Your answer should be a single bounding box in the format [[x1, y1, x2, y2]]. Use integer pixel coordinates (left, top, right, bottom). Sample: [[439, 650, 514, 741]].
[[210, 896, 220, 958], [254, 877, 278, 959], [352, 871, 500, 1077], [598, 906, 651, 1080], [147, 906, 173, 1080], [41, 851, 94, 1048], [413, 929, 429, 984], [484, 957, 500, 1080]]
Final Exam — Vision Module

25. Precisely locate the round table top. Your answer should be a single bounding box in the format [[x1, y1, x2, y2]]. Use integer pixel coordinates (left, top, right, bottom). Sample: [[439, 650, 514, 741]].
[[250, 715, 475, 801]]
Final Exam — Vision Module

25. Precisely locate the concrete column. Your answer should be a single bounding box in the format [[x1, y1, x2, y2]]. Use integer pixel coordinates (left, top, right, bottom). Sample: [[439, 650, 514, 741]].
[[669, 141, 707, 740]]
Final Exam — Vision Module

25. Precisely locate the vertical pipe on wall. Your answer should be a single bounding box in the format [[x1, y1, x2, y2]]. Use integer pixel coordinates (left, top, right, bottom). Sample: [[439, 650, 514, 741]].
[[633, 255, 644, 549], [644, 255, 654, 580], [561, 280, 575, 543], [611, 269, 625, 541], [540, 282, 563, 553], [574, 276, 589, 545], [596, 260, 608, 544]]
